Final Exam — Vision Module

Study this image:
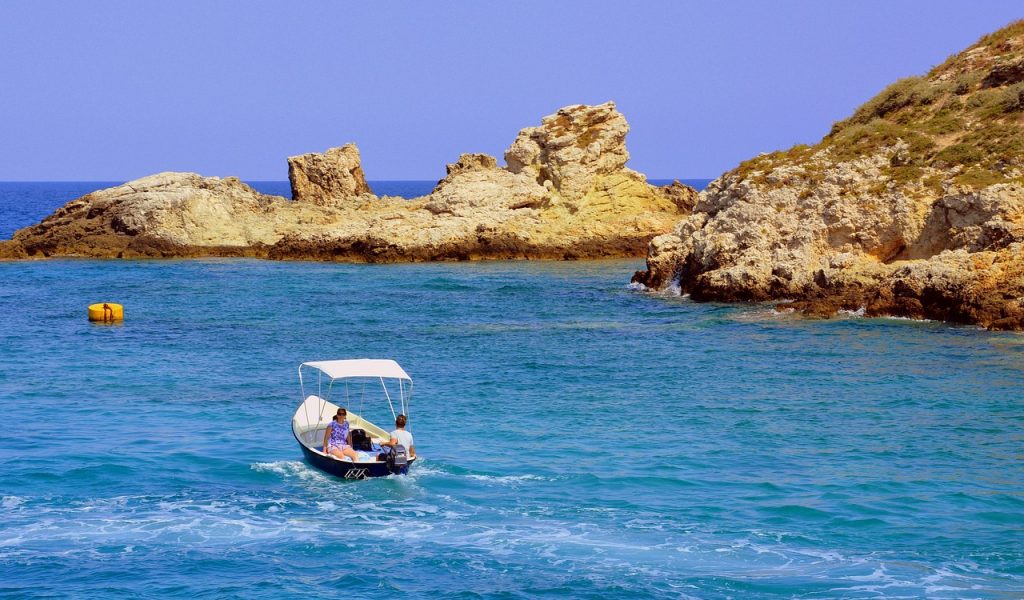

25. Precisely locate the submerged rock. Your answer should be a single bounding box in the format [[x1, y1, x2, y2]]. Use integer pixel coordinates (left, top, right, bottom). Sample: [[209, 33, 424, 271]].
[[634, 19, 1024, 330], [7, 103, 694, 263]]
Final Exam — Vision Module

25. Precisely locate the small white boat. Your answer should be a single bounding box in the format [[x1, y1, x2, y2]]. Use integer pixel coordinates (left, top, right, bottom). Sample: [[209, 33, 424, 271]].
[[292, 359, 417, 479]]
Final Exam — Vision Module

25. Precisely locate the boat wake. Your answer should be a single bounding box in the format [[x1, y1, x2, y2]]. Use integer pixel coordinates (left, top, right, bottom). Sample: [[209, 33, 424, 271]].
[[250, 460, 328, 483]]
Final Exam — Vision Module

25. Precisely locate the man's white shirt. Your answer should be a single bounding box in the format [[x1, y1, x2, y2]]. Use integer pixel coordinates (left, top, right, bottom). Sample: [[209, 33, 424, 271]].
[[390, 428, 413, 450]]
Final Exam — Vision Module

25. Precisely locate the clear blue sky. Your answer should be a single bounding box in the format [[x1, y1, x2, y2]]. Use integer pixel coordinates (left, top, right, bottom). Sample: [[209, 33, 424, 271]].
[[0, 1, 1020, 181]]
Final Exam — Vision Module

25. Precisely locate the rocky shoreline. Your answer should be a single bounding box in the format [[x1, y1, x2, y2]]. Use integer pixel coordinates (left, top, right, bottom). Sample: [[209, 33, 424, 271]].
[[0, 102, 694, 263], [6, 22, 1024, 332], [634, 20, 1024, 330]]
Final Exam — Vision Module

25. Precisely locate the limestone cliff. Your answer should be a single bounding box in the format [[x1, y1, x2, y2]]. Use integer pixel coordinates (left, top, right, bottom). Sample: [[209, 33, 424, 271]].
[[3, 102, 694, 263], [634, 20, 1024, 330]]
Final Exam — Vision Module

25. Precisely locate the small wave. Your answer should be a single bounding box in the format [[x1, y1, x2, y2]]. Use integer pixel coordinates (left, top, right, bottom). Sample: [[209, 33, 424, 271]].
[[838, 306, 866, 317], [463, 473, 550, 484], [630, 279, 686, 298], [421, 278, 478, 292], [2, 496, 26, 509], [846, 567, 889, 582], [405, 461, 550, 486], [761, 504, 834, 520], [882, 315, 934, 323], [250, 460, 331, 484], [398, 459, 448, 479]]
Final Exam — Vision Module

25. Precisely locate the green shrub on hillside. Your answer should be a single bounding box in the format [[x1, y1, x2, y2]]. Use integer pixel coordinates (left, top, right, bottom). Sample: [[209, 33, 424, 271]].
[[841, 77, 944, 128], [888, 165, 925, 185], [960, 125, 1024, 168], [724, 19, 1024, 193], [955, 167, 1009, 188], [1003, 82, 1024, 112], [976, 19, 1024, 49], [933, 143, 984, 168], [954, 71, 983, 95], [922, 113, 964, 135], [829, 119, 934, 163], [966, 88, 1008, 119]]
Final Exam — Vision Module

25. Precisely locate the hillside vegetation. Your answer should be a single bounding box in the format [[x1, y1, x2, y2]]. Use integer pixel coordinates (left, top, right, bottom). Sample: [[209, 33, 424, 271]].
[[637, 20, 1024, 330], [735, 20, 1024, 192]]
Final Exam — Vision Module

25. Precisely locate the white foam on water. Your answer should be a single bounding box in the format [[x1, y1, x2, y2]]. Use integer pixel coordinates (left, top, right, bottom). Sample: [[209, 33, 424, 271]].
[[684, 537, 1024, 598], [839, 306, 866, 317], [463, 473, 549, 484], [401, 461, 553, 487], [631, 279, 687, 298], [4, 493, 1019, 598], [3, 480, 1020, 597], [251, 460, 329, 484], [846, 566, 889, 582], [399, 460, 447, 478], [623, 518, 665, 532], [0, 488, 355, 553], [2, 495, 26, 509], [0, 533, 27, 548], [883, 315, 934, 323]]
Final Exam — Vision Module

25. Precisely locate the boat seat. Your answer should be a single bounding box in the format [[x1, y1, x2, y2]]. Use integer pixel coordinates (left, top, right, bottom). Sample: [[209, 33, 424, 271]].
[[312, 446, 385, 463]]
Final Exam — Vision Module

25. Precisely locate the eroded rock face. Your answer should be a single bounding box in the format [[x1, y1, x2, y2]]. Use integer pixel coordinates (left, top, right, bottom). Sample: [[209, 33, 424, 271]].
[[6, 103, 695, 264], [657, 180, 700, 213], [505, 101, 631, 201], [288, 143, 373, 205], [439, 153, 499, 179], [634, 148, 1024, 329], [425, 158, 547, 216], [633, 19, 1024, 329]]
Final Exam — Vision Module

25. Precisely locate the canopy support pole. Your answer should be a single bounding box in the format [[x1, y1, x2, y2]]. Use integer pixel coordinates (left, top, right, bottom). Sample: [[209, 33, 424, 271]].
[[381, 377, 397, 421], [323, 379, 335, 422], [299, 365, 309, 432]]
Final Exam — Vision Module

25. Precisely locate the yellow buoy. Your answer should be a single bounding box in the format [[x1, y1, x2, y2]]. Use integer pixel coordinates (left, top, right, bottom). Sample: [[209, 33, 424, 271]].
[[88, 303, 124, 322]]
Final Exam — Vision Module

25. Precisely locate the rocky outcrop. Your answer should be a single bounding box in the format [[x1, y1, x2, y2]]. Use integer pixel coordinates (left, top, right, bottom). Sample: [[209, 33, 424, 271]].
[[634, 20, 1024, 330], [268, 102, 692, 262], [7, 103, 694, 263], [505, 101, 631, 201], [9, 172, 305, 258], [425, 154, 547, 215], [287, 143, 373, 205]]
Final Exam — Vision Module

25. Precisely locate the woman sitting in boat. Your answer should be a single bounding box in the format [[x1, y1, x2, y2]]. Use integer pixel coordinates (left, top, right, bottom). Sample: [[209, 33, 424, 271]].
[[380, 414, 415, 458], [323, 408, 359, 461]]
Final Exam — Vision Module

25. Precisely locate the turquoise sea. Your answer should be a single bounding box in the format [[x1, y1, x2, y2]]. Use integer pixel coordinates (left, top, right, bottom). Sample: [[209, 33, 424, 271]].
[[1, 182, 1022, 599]]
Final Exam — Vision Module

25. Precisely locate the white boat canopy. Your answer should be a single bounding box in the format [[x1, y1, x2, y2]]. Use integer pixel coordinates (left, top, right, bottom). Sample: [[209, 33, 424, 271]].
[[298, 359, 413, 427], [301, 359, 412, 381]]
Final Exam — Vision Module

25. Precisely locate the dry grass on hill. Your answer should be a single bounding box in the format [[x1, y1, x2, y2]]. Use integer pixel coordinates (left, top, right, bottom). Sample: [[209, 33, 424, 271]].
[[731, 19, 1024, 192]]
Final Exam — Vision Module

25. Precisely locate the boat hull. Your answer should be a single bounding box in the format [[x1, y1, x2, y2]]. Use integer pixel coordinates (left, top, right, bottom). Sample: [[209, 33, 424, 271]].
[[291, 393, 413, 480], [297, 440, 411, 479]]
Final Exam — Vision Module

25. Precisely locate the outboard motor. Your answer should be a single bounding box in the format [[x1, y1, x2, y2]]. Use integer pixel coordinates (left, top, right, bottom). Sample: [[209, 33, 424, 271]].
[[386, 444, 408, 473]]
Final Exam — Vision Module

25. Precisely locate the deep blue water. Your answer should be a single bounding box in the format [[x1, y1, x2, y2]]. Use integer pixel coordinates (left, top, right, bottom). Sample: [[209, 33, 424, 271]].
[[1, 184, 1022, 599]]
